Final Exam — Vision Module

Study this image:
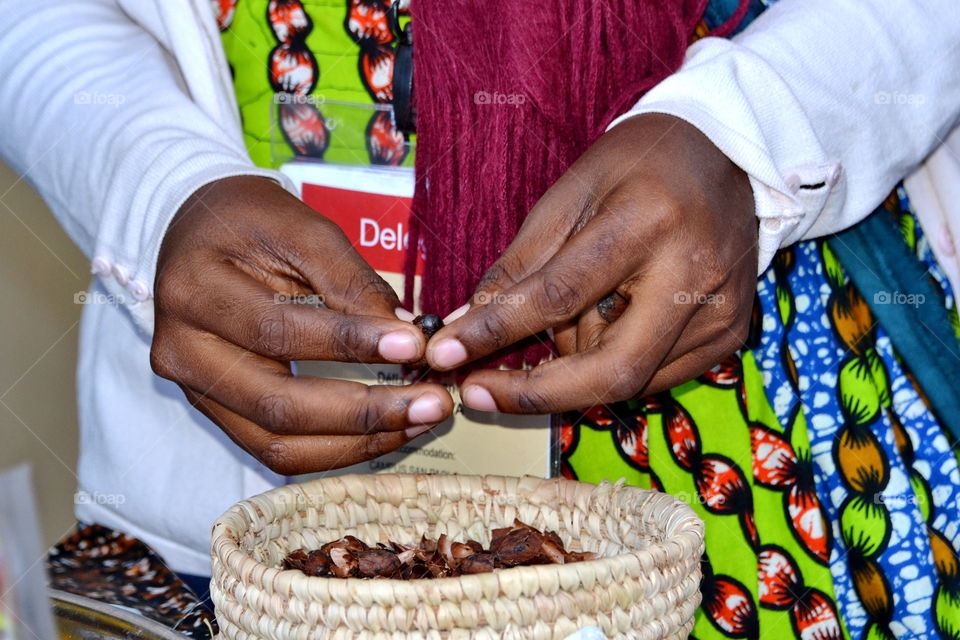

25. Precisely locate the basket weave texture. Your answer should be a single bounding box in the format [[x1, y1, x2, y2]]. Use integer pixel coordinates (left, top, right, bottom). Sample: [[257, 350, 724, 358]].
[[211, 474, 704, 640]]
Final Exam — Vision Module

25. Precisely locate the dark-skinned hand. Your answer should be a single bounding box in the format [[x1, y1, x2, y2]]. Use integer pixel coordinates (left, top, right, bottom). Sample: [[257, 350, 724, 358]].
[[150, 176, 454, 474], [425, 114, 758, 413]]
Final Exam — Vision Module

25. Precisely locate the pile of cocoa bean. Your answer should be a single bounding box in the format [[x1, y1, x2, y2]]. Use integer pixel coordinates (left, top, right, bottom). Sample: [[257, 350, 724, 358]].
[[283, 520, 597, 579]]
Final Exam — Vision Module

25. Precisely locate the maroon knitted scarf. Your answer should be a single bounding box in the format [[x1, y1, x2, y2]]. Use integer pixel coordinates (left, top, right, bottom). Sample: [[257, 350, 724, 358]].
[[404, 0, 726, 367]]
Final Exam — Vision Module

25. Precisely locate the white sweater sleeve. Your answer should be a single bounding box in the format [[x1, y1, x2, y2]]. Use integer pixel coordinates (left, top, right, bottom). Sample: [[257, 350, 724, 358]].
[[608, 0, 960, 273], [0, 0, 291, 333]]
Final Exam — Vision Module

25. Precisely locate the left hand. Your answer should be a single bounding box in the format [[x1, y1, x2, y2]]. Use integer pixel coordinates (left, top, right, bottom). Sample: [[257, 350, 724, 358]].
[[424, 114, 758, 413]]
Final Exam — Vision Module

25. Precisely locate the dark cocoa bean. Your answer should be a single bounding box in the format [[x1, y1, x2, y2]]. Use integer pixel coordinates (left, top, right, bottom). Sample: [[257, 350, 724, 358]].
[[459, 554, 496, 574], [413, 314, 443, 338], [329, 548, 358, 578], [491, 528, 543, 566], [356, 549, 401, 578], [283, 549, 309, 571]]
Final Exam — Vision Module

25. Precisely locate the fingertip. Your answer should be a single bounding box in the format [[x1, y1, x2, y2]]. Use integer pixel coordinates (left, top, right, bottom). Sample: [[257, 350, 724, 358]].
[[462, 385, 498, 412], [395, 307, 416, 322], [442, 303, 470, 324], [406, 392, 446, 424], [378, 329, 422, 362], [404, 423, 435, 439], [427, 337, 468, 370]]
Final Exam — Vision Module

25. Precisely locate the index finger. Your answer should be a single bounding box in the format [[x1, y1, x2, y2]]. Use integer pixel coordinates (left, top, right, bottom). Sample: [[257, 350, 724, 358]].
[[426, 210, 639, 370], [455, 278, 695, 413], [183, 263, 425, 364]]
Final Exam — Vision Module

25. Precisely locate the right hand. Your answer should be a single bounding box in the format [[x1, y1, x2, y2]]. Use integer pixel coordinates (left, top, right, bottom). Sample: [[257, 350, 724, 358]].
[[150, 176, 453, 475]]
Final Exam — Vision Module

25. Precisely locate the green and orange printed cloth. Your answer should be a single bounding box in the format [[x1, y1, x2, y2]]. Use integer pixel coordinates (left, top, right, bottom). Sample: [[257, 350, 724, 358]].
[[560, 189, 960, 640]]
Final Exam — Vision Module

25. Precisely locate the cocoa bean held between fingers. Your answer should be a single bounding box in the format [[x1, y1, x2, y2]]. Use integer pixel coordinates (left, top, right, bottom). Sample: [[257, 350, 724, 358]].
[[413, 314, 443, 338]]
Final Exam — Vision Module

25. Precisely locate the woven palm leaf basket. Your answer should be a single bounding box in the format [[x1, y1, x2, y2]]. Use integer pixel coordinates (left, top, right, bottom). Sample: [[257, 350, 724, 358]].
[[211, 474, 704, 640]]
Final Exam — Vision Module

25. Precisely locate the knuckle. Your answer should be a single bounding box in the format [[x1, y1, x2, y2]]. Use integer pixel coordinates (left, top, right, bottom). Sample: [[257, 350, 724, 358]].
[[650, 189, 685, 218], [688, 247, 728, 292], [604, 361, 645, 402], [516, 388, 553, 414], [358, 432, 393, 461], [315, 215, 349, 242], [344, 269, 396, 308], [538, 271, 581, 320], [713, 296, 740, 329], [155, 261, 200, 310], [632, 191, 680, 238], [475, 262, 512, 297], [149, 335, 179, 381], [478, 311, 511, 350], [357, 394, 386, 434], [259, 438, 300, 475], [153, 268, 180, 306], [256, 307, 299, 359], [330, 318, 368, 360], [254, 391, 300, 433], [714, 286, 751, 334]]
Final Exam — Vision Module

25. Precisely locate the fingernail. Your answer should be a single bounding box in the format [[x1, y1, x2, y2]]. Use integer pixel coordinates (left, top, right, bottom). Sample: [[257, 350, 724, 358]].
[[404, 424, 434, 439], [407, 393, 445, 424], [378, 330, 420, 361], [430, 338, 468, 369], [462, 385, 498, 412], [443, 303, 470, 324], [395, 307, 416, 322]]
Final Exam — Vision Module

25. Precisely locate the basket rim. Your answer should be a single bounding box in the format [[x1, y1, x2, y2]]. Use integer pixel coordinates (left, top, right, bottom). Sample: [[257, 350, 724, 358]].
[[211, 474, 704, 595]]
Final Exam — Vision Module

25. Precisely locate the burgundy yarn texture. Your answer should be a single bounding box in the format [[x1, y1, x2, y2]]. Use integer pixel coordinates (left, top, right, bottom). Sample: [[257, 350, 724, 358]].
[[404, 0, 710, 368]]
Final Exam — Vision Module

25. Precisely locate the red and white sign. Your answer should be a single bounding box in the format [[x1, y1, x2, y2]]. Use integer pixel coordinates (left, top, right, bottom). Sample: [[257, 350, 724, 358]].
[[281, 162, 424, 275], [301, 182, 424, 275]]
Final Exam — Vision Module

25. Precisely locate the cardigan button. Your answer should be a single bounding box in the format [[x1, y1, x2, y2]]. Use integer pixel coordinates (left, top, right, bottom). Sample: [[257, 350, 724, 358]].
[[91, 256, 111, 276], [826, 164, 842, 187], [129, 280, 151, 301], [762, 217, 783, 233], [112, 264, 130, 285], [784, 173, 801, 192]]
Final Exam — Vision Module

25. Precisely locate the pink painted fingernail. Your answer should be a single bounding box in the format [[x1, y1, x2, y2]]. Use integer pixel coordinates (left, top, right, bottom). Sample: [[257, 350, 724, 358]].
[[378, 330, 420, 361], [430, 338, 468, 369], [404, 424, 435, 439], [407, 393, 445, 424], [462, 385, 498, 412], [443, 303, 470, 324], [395, 307, 416, 322]]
